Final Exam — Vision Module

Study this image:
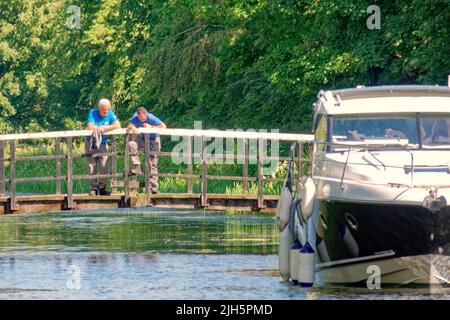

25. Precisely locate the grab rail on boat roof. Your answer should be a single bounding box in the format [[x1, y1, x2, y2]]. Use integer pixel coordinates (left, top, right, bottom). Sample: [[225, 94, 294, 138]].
[[328, 85, 450, 100]]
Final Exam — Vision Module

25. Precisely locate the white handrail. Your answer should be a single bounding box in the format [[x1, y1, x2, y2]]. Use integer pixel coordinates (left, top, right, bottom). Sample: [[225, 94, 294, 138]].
[[0, 128, 315, 142]]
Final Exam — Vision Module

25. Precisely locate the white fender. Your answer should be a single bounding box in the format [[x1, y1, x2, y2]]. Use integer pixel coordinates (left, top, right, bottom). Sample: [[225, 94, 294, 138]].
[[298, 243, 315, 287], [293, 191, 306, 246], [301, 178, 316, 221], [290, 242, 302, 284], [276, 187, 292, 231], [279, 226, 294, 281]]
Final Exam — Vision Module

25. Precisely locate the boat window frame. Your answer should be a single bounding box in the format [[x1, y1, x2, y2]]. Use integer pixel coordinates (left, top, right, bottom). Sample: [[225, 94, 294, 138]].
[[312, 112, 322, 132], [327, 116, 333, 152], [416, 112, 423, 149], [313, 113, 329, 152]]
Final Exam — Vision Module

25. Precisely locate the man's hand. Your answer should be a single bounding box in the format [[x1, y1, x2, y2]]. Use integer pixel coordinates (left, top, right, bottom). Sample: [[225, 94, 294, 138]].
[[97, 125, 108, 133], [143, 123, 153, 128], [127, 125, 139, 135]]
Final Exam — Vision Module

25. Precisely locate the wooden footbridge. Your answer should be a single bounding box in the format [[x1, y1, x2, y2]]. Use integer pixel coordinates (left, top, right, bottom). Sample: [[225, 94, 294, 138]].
[[0, 128, 313, 215]]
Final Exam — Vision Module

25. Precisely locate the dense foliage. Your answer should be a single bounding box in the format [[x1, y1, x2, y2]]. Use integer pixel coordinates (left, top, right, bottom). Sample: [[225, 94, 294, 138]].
[[1, 0, 449, 134]]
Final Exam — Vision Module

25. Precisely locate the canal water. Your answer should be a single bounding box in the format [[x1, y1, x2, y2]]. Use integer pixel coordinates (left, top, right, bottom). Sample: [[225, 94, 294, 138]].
[[0, 208, 449, 300]]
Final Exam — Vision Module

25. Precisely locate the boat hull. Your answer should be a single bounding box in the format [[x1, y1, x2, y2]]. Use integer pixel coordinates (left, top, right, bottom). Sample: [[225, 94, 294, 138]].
[[314, 201, 450, 285], [317, 254, 450, 286]]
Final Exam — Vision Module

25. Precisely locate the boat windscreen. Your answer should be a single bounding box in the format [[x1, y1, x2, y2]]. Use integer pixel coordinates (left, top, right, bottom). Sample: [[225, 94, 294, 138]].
[[421, 116, 450, 147], [331, 115, 419, 147]]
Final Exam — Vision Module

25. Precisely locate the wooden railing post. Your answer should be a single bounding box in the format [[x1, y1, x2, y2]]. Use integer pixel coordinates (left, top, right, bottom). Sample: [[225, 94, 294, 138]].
[[144, 134, 152, 206], [243, 138, 249, 195], [200, 135, 208, 207], [124, 133, 130, 206], [111, 135, 117, 194], [9, 141, 16, 211], [0, 141, 5, 197], [187, 135, 193, 193], [257, 138, 265, 209], [55, 137, 62, 194], [66, 137, 74, 209]]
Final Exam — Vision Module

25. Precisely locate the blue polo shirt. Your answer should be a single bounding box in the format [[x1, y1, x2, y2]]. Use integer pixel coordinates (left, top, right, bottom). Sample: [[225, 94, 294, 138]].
[[86, 109, 119, 143], [130, 112, 162, 140]]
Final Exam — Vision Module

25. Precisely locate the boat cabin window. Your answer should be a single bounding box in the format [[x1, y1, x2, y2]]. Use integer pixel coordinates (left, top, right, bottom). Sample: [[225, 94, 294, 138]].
[[329, 114, 450, 150], [422, 116, 450, 147], [331, 115, 418, 149]]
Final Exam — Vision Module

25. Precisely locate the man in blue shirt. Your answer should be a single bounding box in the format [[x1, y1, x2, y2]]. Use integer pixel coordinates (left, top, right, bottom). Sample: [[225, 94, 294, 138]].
[[127, 106, 166, 193], [85, 98, 121, 196]]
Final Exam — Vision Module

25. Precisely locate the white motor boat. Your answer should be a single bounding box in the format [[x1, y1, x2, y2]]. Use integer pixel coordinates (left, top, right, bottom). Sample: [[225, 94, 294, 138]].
[[279, 85, 450, 287]]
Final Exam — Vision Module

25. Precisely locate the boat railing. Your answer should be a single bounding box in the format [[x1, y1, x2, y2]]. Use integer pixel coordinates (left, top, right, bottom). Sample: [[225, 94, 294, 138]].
[[307, 140, 450, 190]]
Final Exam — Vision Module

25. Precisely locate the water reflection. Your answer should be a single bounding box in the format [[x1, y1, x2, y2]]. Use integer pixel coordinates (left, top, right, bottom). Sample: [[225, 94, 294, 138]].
[[0, 252, 280, 299], [2, 210, 450, 299], [0, 209, 278, 254], [0, 210, 281, 299]]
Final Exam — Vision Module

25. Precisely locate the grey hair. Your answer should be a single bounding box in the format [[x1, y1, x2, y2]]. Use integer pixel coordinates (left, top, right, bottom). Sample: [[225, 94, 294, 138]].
[[98, 98, 111, 108], [137, 107, 147, 114]]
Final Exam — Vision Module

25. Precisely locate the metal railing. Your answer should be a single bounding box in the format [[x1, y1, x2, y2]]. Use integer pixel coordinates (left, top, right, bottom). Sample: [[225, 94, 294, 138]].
[[311, 140, 450, 190]]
